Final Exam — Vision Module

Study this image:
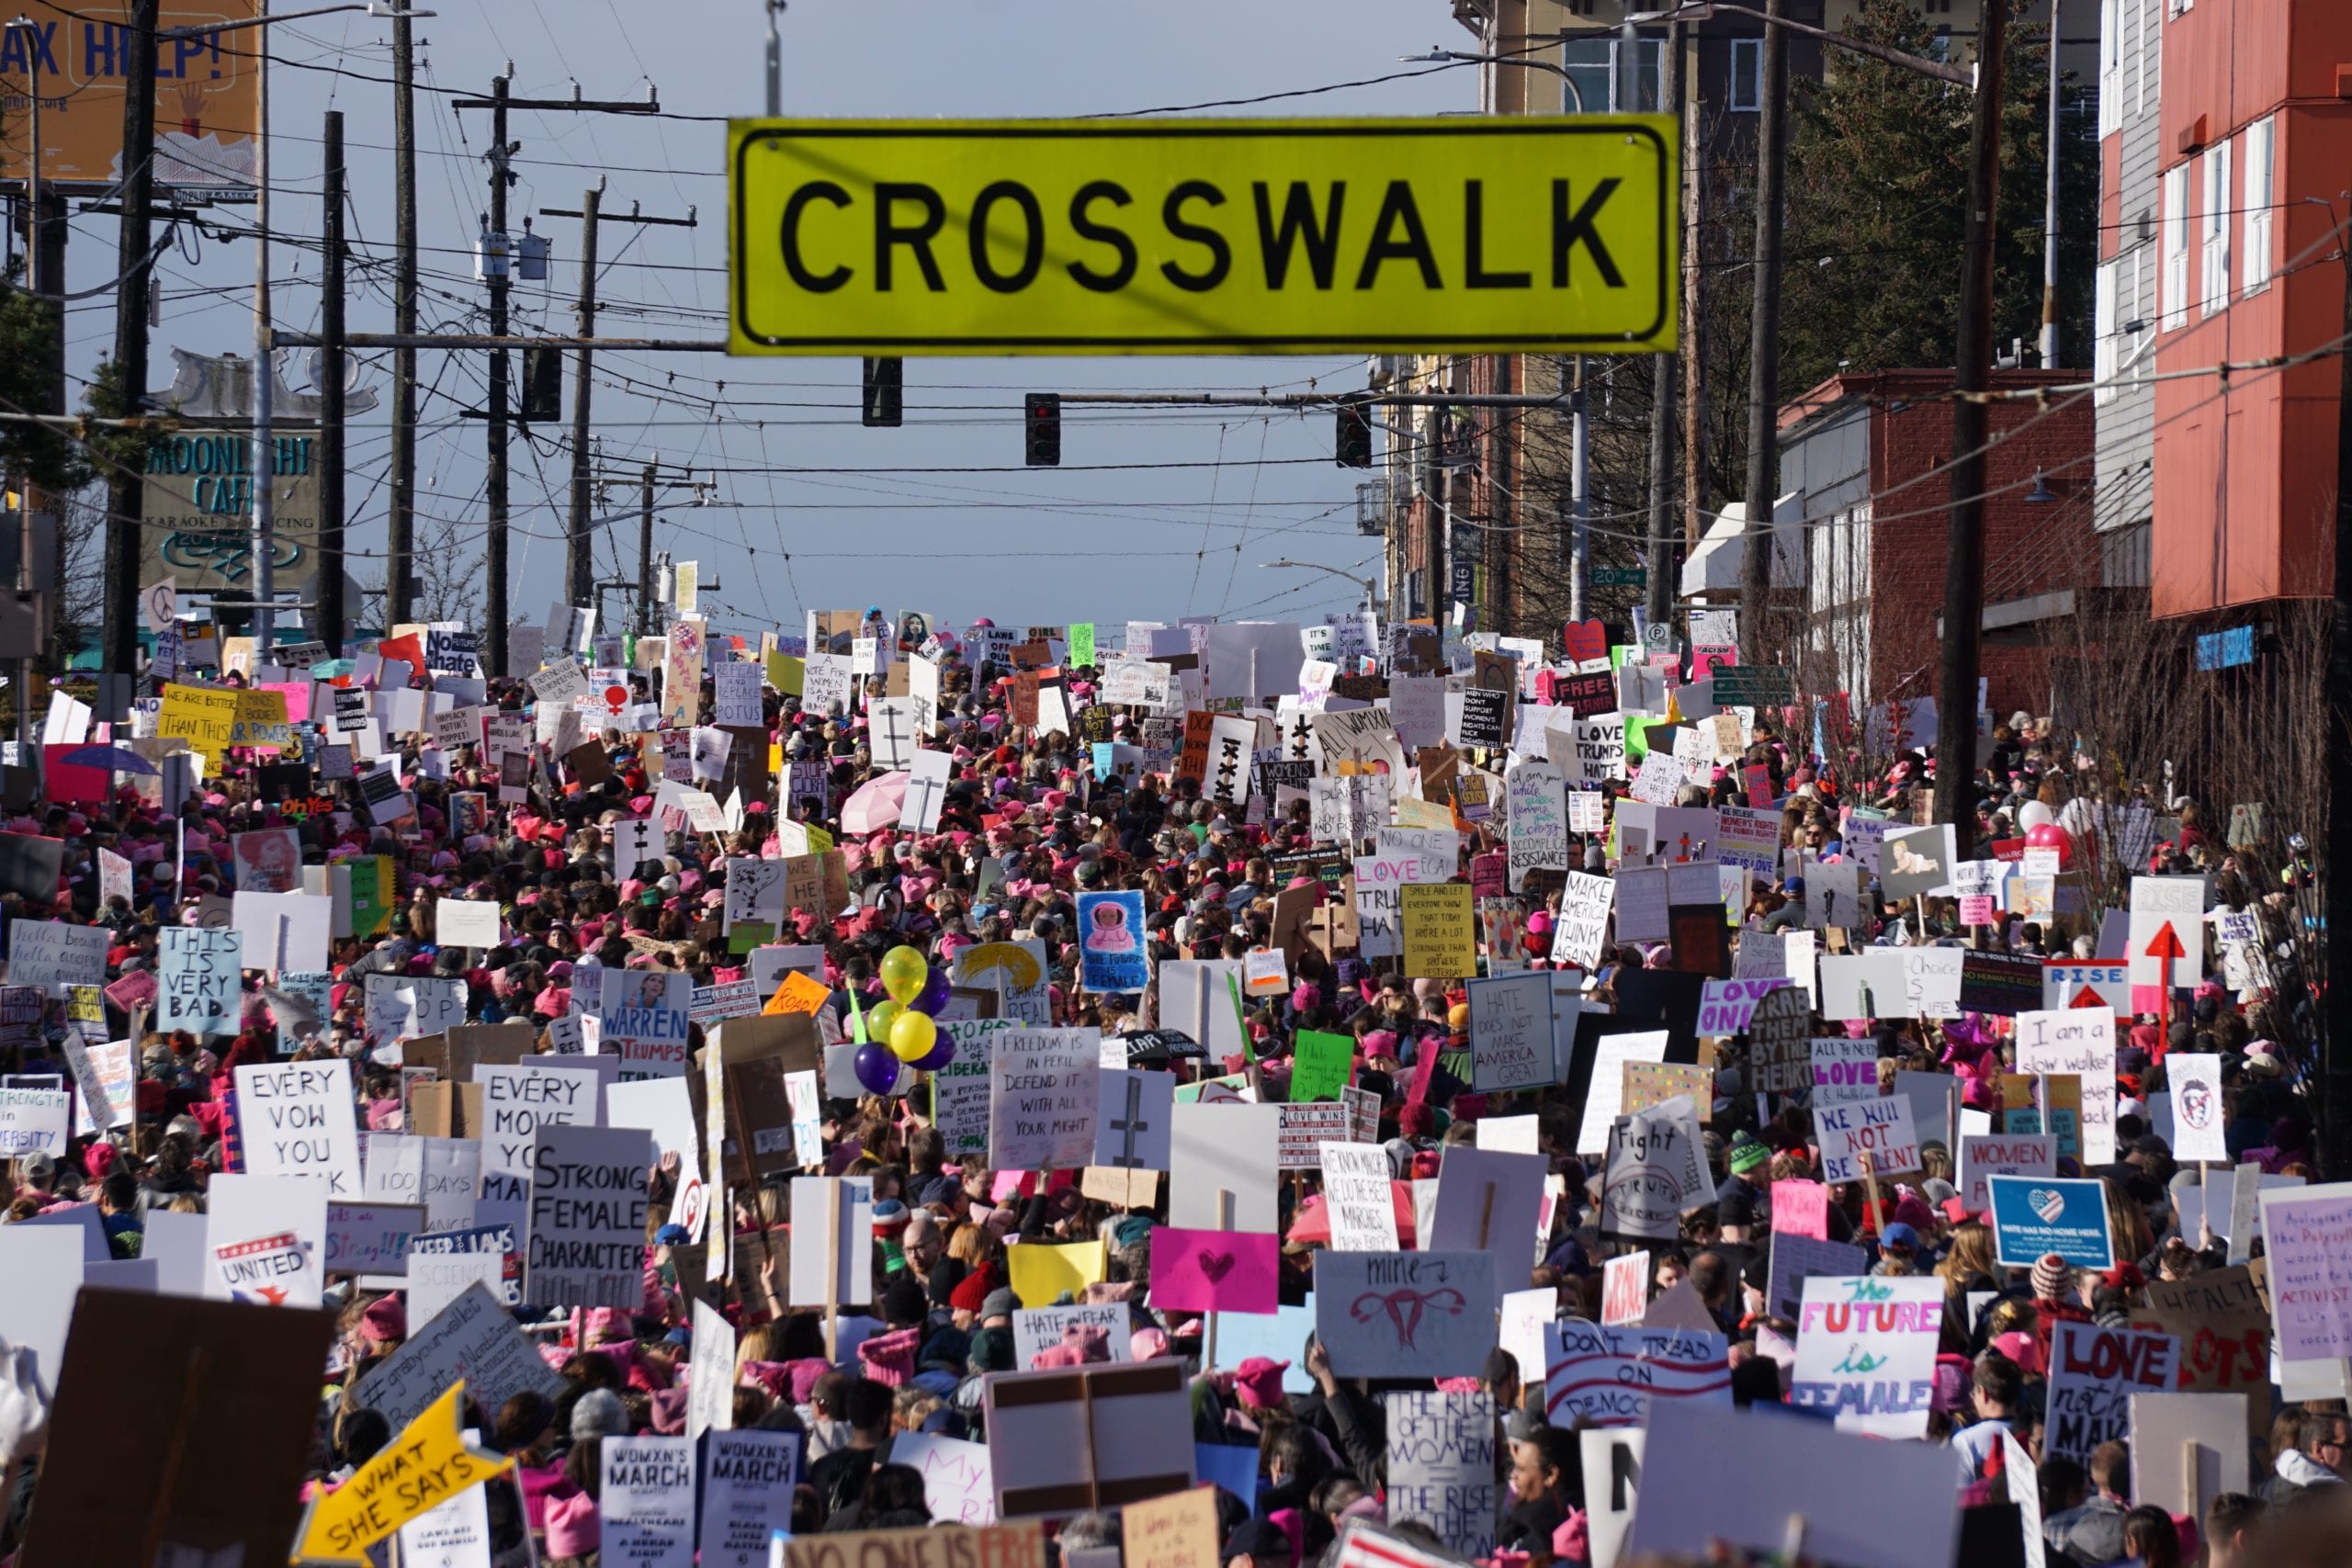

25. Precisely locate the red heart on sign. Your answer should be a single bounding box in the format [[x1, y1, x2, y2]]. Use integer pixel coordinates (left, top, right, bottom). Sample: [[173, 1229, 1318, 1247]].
[[1197, 1251, 1237, 1283], [1561, 618, 1607, 665]]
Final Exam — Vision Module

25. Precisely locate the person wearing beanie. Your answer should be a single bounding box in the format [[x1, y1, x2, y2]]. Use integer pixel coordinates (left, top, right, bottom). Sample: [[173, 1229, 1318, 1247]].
[[947, 1263, 1000, 1329], [1716, 1131, 1771, 1244], [570, 1387, 629, 1443]]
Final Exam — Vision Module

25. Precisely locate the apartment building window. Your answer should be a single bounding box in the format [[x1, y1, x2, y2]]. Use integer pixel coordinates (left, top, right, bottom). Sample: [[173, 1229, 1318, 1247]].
[[1560, 36, 1661, 113], [2199, 140, 2232, 316], [2098, 0, 2120, 136], [2242, 116, 2275, 295], [1728, 38, 1762, 112], [2093, 259, 2120, 404], [2160, 164, 2188, 329]]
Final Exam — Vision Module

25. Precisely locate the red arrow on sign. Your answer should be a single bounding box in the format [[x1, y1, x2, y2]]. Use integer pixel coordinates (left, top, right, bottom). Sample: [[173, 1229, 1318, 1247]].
[[2068, 986, 2109, 1010], [2143, 921, 2188, 962]]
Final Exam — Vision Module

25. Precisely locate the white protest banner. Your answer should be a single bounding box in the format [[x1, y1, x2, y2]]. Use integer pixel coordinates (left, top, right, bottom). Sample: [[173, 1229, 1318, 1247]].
[[2014, 1007, 2119, 1166], [1091, 1067, 1174, 1171], [1958, 1134, 2056, 1213], [700, 1429, 801, 1567], [1319, 1144, 1400, 1252], [1580, 1429, 1645, 1568], [2046, 1320, 2179, 1465], [406, 1246, 503, 1327], [205, 1172, 327, 1307], [687, 1297, 738, 1446], [1814, 1094, 1920, 1184], [1012, 1303, 1134, 1368], [1503, 762, 1567, 891], [597, 968, 694, 1080], [1351, 853, 1423, 962], [1790, 1276, 1944, 1438], [478, 1061, 600, 1231], [893, 1432, 997, 1526], [787, 1176, 876, 1308], [2130, 1392, 2248, 1528], [2168, 1052, 2228, 1164], [1383, 1392, 1498, 1559], [0, 1088, 70, 1156], [1542, 1318, 1732, 1427], [2128, 874, 2205, 996], [159, 926, 242, 1034], [396, 1479, 491, 1568], [1809, 1037, 1881, 1107], [1466, 970, 1555, 1092], [712, 660, 763, 728], [1170, 1102, 1281, 1232], [7, 919, 107, 990], [524, 1123, 653, 1308], [1552, 872, 1615, 971], [1598, 1101, 1707, 1241], [602, 1435, 696, 1568], [434, 898, 502, 950], [234, 1060, 363, 1197], [364, 975, 467, 1043], [933, 1021, 1011, 1159], [989, 1029, 1102, 1172], [1314, 1251, 1497, 1377]]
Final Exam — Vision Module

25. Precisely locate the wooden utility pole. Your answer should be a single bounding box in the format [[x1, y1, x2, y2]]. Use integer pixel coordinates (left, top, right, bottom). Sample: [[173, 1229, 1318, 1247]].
[[1645, 17, 1683, 632], [388, 6, 418, 626], [1737, 0, 1791, 649], [318, 109, 347, 651], [565, 186, 601, 609], [102, 0, 160, 678]]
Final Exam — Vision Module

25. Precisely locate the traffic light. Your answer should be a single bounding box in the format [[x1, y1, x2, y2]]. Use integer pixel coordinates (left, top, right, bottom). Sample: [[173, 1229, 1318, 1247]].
[[1023, 393, 1061, 467], [861, 356, 903, 428], [519, 345, 562, 423], [1336, 394, 1373, 468]]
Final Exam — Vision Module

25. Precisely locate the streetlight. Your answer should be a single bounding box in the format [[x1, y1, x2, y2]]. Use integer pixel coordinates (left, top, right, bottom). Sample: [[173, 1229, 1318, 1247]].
[[1400, 48, 1585, 112], [1261, 559, 1379, 616], [1638, 0, 1996, 840], [172, 3, 434, 648]]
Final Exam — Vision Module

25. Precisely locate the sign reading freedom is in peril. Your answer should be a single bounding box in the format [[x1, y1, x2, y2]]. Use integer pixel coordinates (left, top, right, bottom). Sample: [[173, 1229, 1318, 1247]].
[[728, 118, 1679, 355]]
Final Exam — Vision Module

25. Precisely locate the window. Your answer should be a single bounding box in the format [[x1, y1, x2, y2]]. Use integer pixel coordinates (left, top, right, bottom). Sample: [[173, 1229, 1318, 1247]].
[[2199, 141, 2231, 316], [2094, 259, 2120, 404], [2160, 164, 2188, 329], [2098, 0, 2120, 136], [1728, 38, 1762, 112], [2243, 116, 2274, 294], [1560, 36, 1662, 113], [1921, 0, 1954, 12]]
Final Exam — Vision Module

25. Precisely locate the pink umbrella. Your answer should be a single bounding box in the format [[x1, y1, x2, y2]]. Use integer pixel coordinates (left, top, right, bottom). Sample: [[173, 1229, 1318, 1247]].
[[839, 771, 910, 836]]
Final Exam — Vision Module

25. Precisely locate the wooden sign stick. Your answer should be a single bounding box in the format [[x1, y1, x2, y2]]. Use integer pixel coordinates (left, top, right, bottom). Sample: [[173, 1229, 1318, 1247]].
[[1859, 1149, 1884, 1236], [1204, 1187, 1234, 1372]]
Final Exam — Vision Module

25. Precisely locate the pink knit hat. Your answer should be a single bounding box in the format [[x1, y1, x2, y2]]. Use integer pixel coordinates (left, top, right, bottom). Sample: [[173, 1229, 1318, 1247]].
[[544, 1493, 599, 1558]]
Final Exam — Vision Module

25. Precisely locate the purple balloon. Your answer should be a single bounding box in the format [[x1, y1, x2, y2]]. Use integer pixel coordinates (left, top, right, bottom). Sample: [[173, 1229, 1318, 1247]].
[[914, 1037, 956, 1073], [911, 966, 955, 1017], [854, 1042, 901, 1095]]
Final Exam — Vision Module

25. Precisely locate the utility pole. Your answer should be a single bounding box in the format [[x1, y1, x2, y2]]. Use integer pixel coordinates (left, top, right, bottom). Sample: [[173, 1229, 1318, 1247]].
[[1682, 28, 1707, 559], [251, 17, 276, 648], [388, 5, 418, 627], [565, 186, 601, 609], [102, 0, 160, 679], [2326, 209, 2352, 1180], [1644, 17, 1682, 632], [319, 109, 347, 651], [484, 73, 514, 678], [2040, 0, 2063, 369], [1569, 363, 1589, 623], [639, 461, 657, 636], [1736, 0, 1791, 654], [1930, 1, 2007, 837]]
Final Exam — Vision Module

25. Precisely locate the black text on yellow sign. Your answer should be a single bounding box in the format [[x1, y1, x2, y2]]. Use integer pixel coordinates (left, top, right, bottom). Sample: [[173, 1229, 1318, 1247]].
[[728, 118, 1677, 356]]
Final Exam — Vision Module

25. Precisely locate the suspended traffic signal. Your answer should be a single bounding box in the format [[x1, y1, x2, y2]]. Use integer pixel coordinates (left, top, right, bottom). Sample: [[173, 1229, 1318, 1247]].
[[519, 345, 563, 423], [861, 356, 903, 427], [1023, 393, 1061, 467], [1336, 393, 1373, 468]]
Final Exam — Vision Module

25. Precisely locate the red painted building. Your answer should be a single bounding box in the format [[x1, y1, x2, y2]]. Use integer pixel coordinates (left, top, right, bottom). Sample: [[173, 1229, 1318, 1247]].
[[2146, 0, 2352, 618]]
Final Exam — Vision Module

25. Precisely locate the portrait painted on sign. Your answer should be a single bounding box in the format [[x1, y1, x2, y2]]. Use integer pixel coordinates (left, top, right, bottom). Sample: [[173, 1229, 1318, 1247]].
[[232, 828, 301, 894]]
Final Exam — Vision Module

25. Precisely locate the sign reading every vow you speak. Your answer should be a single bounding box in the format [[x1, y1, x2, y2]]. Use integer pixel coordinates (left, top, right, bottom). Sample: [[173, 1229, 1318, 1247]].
[[729, 118, 1678, 355]]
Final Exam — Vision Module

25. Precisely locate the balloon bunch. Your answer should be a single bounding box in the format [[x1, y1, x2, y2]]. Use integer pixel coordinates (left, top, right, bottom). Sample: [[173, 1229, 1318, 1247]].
[[2015, 799, 2073, 869], [853, 944, 959, 1094]]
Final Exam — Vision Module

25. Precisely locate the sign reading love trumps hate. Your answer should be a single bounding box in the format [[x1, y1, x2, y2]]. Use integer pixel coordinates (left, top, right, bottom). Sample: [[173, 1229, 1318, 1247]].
[[1315, 1251, 1498, 1377]]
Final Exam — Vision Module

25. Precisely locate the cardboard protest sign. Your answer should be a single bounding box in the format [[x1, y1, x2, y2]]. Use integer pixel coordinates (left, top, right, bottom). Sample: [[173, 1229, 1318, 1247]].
[[2046, 1320, 2179, 1465], [1170, 1103, 1280, 1232], [1314, 1251, 1498, 1377], [700, 1430, 803, 1567], [524, 1124, 653, 1308], [2144, 1265, 2269, 1430], [1465, 970, 1554, 1091], [2014, 1007, 2118, 1165], [989, 1029, 1102, 1171], [1542, 1318, 1732, 1427], [600, 1435, 695, 1567], [893, 1432, 997, 1526], [7, 918, 107, 990], [1004, 1240, 1106, 1307], [1427, 1146, 1545, 1256], [1574, 1031, 1669, 1154], [1320, 1144, 1400, 1252], [159, 926, 242, 1034], [1958, 1134, 2055, 1213], [2129, 1392, 2247, 1526], [19, 1289, 337, 1567], [983, 1361, 1193, 1517], [359, 1280, 567, 1431], [1579, 1429, 1645, 1568], [1121, 1484, 1220, 1568], [1091, 1066, 1175, 1172], [206, 1173, 327, 1307], [0, 1086, 69, 1156], [1745, 985, 1813, 1099], [1150, 1225, 1279, 1315], [2258, 1181, 2352, 1362], [1987, 1175, 2115, 1269], [322, 1201, 422, 1279], [1814, 1093, 1920, 1183], [234, 1059, 363, 1197], [1399, 883, 1476, 978], [787, 1176, 876, 1308], [1598, 1100, 1708, 1241], [1790, 1276, 1944, 1438], [293, 1382, 511, 1563], [1384, 1391, 1498, 1558], [1623, 1400, 1959, 1568]]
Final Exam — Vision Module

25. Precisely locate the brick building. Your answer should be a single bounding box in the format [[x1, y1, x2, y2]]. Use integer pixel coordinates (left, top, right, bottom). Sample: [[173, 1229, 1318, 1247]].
[[1774, 369, 2097, 721]]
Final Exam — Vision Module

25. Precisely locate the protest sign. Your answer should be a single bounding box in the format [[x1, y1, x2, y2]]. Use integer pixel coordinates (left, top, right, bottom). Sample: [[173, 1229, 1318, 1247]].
[[1552, 872, 1615, 971], [983, 1361, 1193, 1517], [788, 1176, 877, 1308], [2168, 1052, 2228, 1164], [2046, 1320, 2179, 1465], [0, 1087, 69, 1156], [2258, 1182, 2352, 1362], [597, 967, 694, 1080], [2014, 1008, 2118, 1166], [525, 1123, 653, 1308], [1012, 1302, 1135, 1369], [1693, 977, 1788, 1035], [785, 1527, 1046, 1568], [290, 1383, 510, 1563], [1314, 1251, 1498, 1377], [396, 1480, 491, 1568], [1814, 1094, 1920, 1183], [1151, 1225, 1279, 1315], [1288, 1030, 1356, 1104], [159, 926, 242, 1034], [1122, 1485, 1219, 1568], [1808, 1037, 1881, 1107], [1170, 1103, 1281, 1232], [1745, 986, 1813, 1098], [1598, 1101, 1707, 1241], [1320, 1143, 1401, 1252], [1274, 1101, 1351, 1169], [1580, 1429, 1645, 1568], [1765, 1233, 1866, 1323], [894, 1431, 996, 1526], [234, 1059, 363, 1197], [360, 1283, 568, 1433], [1399, 883, 1476, 977], [1091, 1066, 1175, 1172], [1466, 970, 1554, 1091], [1957, 1134, 2055, 1213], [1622, 1062, 1713, 1119], [698, 1429, 802, 1567], [602, 1435, 696, 1568], [1791, 1275, 1944, 1438], [1600, 1253, 1649, 1327], [1542, 1318, 1732, 1427], [1986, 1175, 2115, 1269], [2144, 1266, 2269, 1429], [1075, 890, 1149, 992], [2129, 1393, 2248, 1526], [7, 919, 107, 990], [1384, 1391, 1498, 1558], [1503, 762, 1567, 891], [322, 1201, 421, 1279], [989, 1029, 1102, 1171], [1573, 1030, 1669, 1155]]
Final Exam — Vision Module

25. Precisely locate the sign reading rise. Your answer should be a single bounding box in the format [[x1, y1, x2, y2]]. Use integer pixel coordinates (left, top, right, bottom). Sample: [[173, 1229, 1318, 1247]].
[[729, 118, 1677, 355]]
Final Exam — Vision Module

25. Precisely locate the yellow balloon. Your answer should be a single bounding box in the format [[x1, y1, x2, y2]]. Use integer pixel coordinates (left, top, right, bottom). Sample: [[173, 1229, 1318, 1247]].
[[888, 1008, 937, 1064], [879, 945, 928, 1004], [868, 999, 903, 1039]]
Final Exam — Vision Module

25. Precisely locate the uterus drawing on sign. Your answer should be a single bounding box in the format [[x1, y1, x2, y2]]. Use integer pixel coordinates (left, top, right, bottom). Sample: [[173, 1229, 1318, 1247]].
[[1349, 1286, 1467, 1349]]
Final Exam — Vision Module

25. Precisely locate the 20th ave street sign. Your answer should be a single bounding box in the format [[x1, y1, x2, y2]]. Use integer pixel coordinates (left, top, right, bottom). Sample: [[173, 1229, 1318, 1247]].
[[729, 118, 1677, 355]]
